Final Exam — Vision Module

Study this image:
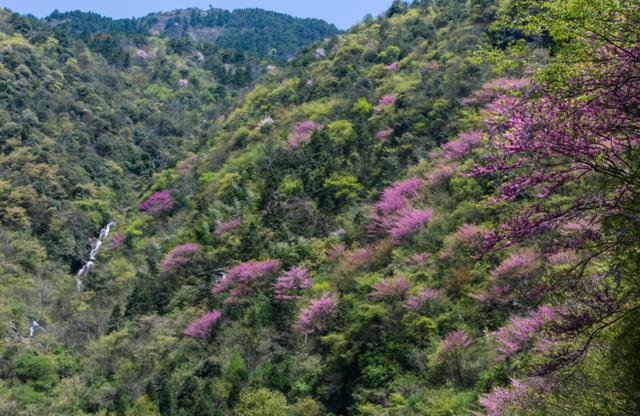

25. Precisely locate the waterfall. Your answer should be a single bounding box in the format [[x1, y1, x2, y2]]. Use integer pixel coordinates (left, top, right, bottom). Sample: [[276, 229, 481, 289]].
[[28, 320, 45, 338], [76, 221, 115, 291]]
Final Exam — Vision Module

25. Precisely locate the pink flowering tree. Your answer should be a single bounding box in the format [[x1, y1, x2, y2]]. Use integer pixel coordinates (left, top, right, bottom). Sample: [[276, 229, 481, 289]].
[[470, 46, 639, 251], [376, 127, 394, 140], [425, 162, 458, 188], [369, 177, 433, 241], [286, 120, 323, 150], [183, 310, 222, 339], [431, 130, 483, 160], [368, 276, 411, 302], [211, 259, 281, 303], [440, 224, 491, 260], [384, 62, 398, 71], [296, 292, 339, 336], [214, 218, 242, 237], [374, 95, 395, 112], [433, 330, 473, 386], [139, 190, 173, 214], [160, 243, 200, 272], [388, 208, 433, 239], [491, 306, 557, 361], [274, 266, 312, 301], [471, 5, 639, 414], [477, 377, 550, 416], [403, 287, 444, 312], [111, 232, 125, 250], [346, 247, 374, 269]]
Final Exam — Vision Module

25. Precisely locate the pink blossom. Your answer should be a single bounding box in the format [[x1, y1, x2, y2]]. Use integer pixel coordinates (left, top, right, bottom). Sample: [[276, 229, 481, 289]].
[[368, 276, 411, 301], [424, 60, 439, 71], [463, 77, 530, 106], [327, 243, 346, 259], [375, 95, 395, 112], [490, 248, 538, 281], [211, 259, 281, 300], [177, 155, 198, 174], [376, 127, 394, 140], [432, 130, 482, 160], [214, 218, 242, 236], [477, 377, 549, 416], [470, 285, 512, 304], [403, 287, 444, 311], [440, 224, 491, 258], [375, 177, 423, 215], [274, 266, 312, 301], [348, 247, 374, 268], [139, 191, 173, 214], [296, 293, 339, 336], [136, 49, 149, 59], [442, 330, 472, 350], [286, 120, 323, 150], [389, 208, 433, 239], [183, 310, 222, 339], [409, 252, 431, 265], [111, 232, 124, 250], [369, 178, 432, 240], [492, 305, 557, 360], [178, 78, 189, 87], [384, 62, 398, 71], [160, 243, 200, 272], [369, 177, 423, 232], [547, 250, 578, 266], [426, 162, 458, 187]]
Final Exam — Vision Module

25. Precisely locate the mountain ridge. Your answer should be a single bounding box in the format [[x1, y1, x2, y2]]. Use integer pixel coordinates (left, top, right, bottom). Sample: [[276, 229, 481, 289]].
[[44, 7, 341, 61]]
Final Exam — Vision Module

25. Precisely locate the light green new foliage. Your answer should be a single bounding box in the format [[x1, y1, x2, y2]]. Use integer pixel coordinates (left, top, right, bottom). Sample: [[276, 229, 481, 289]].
[[125, 396, 160, 416], [327, 120, 354, 144], [234, 388, 288, 416]]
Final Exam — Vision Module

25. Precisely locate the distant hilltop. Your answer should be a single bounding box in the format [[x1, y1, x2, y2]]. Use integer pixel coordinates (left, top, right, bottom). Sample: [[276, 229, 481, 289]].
[[44, 7, 341, 61]]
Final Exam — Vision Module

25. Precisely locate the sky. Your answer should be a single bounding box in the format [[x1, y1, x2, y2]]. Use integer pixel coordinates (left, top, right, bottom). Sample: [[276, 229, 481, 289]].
[[1, 0, 395, 29]]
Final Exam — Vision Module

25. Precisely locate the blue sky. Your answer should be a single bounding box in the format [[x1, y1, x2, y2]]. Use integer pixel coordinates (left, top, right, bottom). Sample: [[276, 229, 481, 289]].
[[2, 1, 395, 29]]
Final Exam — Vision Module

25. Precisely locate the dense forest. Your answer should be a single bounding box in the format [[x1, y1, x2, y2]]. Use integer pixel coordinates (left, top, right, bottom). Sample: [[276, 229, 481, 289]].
[[0, 0, 638, 415], [45, 8, 340, 62]]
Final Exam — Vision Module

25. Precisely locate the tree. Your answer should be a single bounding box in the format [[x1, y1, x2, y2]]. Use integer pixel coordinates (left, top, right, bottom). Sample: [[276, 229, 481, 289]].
[[234, 388, 288, 416], [125, 395, 160, 416]]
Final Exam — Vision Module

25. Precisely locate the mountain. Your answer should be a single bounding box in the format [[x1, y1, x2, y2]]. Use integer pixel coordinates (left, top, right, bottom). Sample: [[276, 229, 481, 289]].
[[45, 8, 341, 61], [0, 1, 638, 415]]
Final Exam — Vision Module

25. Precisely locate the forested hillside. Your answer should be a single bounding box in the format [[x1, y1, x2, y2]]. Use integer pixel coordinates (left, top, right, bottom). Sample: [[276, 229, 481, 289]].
[[46, 8, 340, 61], [0, 0, 638, 415]]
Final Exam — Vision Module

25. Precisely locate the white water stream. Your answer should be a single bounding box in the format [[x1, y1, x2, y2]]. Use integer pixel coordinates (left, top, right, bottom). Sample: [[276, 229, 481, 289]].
[[76, 221, 115, 291]]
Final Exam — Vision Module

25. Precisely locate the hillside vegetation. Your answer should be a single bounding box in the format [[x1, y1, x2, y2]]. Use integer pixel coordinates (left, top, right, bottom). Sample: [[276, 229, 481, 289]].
[[46, 8, 340, 61], [0, 1, 638, 415]]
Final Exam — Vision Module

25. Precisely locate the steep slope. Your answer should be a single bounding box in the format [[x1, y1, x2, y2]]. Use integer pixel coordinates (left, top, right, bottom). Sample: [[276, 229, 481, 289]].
[[45, 8, 340, 61], [1, 1, 638, 415], [22, 1, 506, 414], [0, 8, 339, 414]]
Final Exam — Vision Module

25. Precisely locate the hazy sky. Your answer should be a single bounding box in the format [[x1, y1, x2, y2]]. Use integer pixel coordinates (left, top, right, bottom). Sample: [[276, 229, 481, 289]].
[[2, 0, 395, 29]]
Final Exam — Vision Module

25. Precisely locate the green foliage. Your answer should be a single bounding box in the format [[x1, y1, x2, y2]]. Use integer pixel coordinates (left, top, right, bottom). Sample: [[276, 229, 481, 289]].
[[1, 1, 634, 415], [10, 351, 59, 391], [125, 395, 161, 416], [234, 388, 288, 416]]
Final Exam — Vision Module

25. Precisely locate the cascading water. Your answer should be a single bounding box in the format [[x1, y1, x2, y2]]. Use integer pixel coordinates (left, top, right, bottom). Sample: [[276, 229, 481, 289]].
[[28, 320, 45, 338], [76, 221, 115, 291]]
